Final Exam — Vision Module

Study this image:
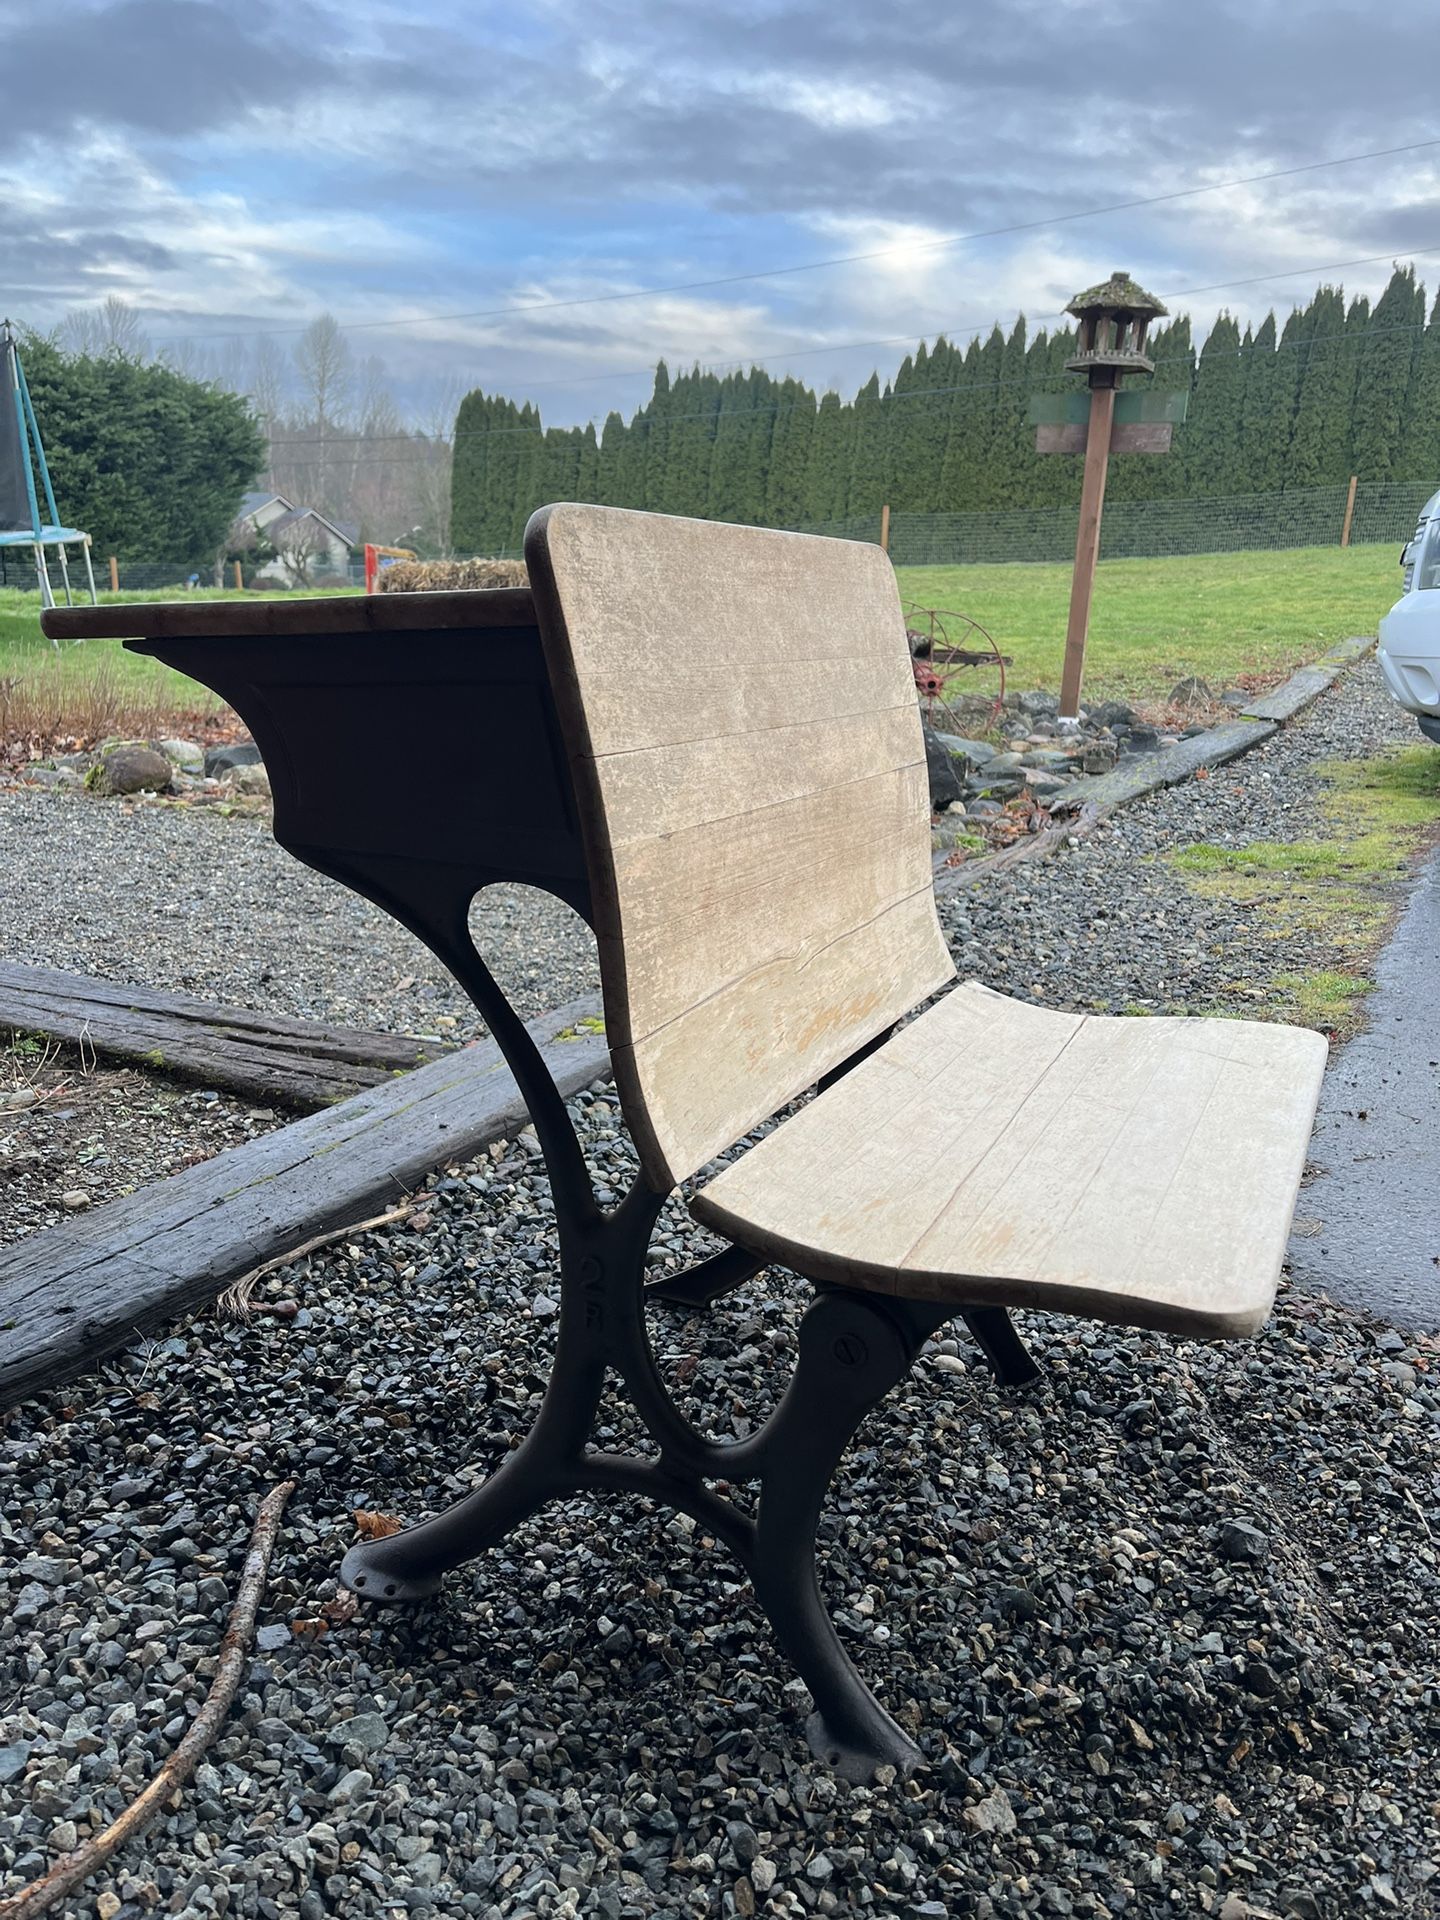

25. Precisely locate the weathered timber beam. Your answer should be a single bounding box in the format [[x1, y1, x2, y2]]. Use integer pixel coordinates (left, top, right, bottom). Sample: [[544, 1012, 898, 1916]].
[[0, 962, 459, 1109], [0, 995, 609, 1408]]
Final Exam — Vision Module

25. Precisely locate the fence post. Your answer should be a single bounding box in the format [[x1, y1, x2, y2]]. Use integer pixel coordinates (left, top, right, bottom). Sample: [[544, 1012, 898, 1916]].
[[107, 555, 119, 593], [879, 503, 890, 554], [233, 560, 243, 590], [1340, 474, 1358, 548]]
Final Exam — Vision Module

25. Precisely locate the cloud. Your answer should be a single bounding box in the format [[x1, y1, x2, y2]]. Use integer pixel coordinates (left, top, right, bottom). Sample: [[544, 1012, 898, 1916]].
[[3, 0, 1438, 427]]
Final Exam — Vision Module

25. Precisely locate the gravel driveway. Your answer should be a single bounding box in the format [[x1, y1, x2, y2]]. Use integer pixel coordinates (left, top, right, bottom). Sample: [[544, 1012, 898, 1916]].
[[2, 661, 1438, 1917]]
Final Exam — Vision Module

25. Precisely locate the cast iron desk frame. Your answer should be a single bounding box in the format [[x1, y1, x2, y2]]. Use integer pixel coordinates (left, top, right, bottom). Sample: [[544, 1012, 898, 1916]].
[[46, 587, 1039, 1781]]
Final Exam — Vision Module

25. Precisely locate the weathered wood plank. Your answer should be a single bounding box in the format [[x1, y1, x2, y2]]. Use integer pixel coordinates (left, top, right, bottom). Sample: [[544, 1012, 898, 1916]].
[[527, 505, 954, 1189], [0, 962, 457, 1110], [1047, 719, 1277, 814], [41, 587, 536, 643], [1240, 636, 1376, 723], [0, 995, 609, 1408], [693, 981, 1327, 1340]]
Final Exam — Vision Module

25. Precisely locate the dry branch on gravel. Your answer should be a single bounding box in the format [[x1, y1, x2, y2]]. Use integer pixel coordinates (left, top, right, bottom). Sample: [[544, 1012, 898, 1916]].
[[216, 1201, 412, 1320], [0, 1482, 297, 1920]]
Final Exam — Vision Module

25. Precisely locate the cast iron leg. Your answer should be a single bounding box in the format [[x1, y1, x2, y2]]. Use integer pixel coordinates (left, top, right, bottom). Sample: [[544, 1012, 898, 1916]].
[[960, 1306, 1042, 1387], [745, 1290, 950, 1780], [645, 1242, 764, 1308]]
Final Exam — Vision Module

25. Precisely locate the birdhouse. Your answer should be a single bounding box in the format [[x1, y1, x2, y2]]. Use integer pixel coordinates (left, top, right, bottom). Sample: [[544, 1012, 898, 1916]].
[[1064, 271, 1167, 379]]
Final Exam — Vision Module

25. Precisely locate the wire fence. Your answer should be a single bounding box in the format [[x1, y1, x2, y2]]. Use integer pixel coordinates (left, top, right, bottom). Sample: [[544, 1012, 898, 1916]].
[[1, 480, 1429, 598], [797, 480, 1431, 567]]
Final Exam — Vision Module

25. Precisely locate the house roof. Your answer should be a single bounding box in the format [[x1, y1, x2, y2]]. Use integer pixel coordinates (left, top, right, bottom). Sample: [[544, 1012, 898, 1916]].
[[239, 489, 292, 517], [266, 506, 357, 549]]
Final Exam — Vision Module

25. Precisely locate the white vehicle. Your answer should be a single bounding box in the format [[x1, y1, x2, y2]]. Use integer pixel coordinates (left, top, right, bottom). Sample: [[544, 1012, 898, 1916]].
[[1377, 488, 1440, 744]]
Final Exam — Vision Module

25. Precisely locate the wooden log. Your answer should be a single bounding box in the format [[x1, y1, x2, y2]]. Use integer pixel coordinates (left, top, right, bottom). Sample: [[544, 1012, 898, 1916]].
[[1239, 637, 1375, 724], [0, 995, 610, 1409], [0, 963, 460, 1110], [1046, 719, 1277, 815]]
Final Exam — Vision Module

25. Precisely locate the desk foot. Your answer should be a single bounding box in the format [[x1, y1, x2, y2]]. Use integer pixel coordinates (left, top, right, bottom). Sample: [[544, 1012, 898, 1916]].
[[339, 1545, 444, 1604], [805, 1710, 924, 1786]]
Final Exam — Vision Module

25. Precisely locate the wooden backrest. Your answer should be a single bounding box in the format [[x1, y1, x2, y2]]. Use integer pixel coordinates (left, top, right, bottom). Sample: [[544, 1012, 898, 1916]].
[[526, 504, 955, 1188]]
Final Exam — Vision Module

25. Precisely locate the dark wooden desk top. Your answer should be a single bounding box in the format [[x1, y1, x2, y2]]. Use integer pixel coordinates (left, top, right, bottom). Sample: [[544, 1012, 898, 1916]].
[[40, 587, 537, 645]]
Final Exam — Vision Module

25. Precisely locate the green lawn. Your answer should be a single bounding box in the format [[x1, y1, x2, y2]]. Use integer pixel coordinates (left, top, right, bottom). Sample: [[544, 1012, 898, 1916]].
[[896, 541, 1399, 705], [0, 585, 362, 741], [0, 542, 1404, 740]]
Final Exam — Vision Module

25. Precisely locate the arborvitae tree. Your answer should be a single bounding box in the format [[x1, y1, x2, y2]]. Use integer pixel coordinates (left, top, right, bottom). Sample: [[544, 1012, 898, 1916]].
[[1350, 266, 1425, 481], [661, 366, 720, 517], [980, 317, 1029, 508], [616, 405, 651, 509], [764, 377, 816, 525], [909, 337, 956, 508], [845, 373, 889, 519], [597, 411, 628, 505], [1183, 313, 1245, 495], [642, 362, 673, 512], [1268, 307, 1309, 490], [802, 390, 852, 522], [1286, 287, 1353, 488], [938, 336, 986, 509], [1398, 287, 1440, 482], [1232, 314, 1278, 494], [450, 388, 490, 549], [706, 371, 755, 522]]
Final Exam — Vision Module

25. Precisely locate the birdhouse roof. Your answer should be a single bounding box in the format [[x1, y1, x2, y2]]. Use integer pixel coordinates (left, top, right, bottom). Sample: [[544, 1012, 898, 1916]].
[[1066, 271, 1167, 319]]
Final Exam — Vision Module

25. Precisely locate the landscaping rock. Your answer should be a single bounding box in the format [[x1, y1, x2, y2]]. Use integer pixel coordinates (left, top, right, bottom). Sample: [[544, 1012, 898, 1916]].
[[1081, 742, 1119, 775], [90, 744, 173, 797], [1170, 675, 1215, 708], [226, 764, 272, 800], [1120, 725, 1161, 754], [1088, 698, 1135, 730], [922, 725, 963, 810], [205, 742, 263, 778], [155, 738, 205, 774], [934, 733, 997, 767], [1016, 689, 1061, 718]]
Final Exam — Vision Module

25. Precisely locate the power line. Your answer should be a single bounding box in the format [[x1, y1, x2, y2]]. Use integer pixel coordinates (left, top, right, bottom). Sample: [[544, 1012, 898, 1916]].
[[240, 240, 1440, 432], [264, 308, 1439, 464], [147, 135, 1440, 349]]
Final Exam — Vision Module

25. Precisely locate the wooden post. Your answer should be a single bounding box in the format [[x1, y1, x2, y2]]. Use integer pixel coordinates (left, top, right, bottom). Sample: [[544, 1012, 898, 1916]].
[[1340, 473, 1358, 548], [879, 503, 891, 554], [107, 555, 119, 593], [1059, 381, 1117, 717], [233, 560, 244, 590]]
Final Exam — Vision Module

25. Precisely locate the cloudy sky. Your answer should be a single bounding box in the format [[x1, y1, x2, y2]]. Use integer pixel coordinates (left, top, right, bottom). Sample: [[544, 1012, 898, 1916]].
[[3, 0, 1438, 424]]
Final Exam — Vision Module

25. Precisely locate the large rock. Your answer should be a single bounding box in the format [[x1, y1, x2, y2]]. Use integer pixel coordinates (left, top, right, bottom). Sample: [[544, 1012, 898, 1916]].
[[156, 737, 204, 774], [1170, 675, 1214, 709], [922, 725, 963, 810], [1016, 689, 1060, 719], [90, 745, 173, 796], [1088, 698, 1135, 731], [226, 764, 272, 800], [933, 733, 997, 768], [205, 742, 262, 778]]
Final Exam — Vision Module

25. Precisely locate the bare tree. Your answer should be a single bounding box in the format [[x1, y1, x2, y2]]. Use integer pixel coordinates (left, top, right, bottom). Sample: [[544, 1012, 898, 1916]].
[[292, 315, 352, 520], [62, 295, 151, 361], [271, 515, 328, 587]]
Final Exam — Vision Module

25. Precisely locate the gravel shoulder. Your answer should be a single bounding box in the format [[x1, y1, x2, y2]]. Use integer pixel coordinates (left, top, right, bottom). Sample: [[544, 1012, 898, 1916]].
[[2, 662, 1438, 1916]]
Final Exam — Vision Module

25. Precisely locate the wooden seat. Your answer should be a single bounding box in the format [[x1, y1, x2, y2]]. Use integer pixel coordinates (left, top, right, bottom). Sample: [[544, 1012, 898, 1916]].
[[692, 980, 1326, 1339], [529, 506, 1328, 1351], [528, 501, 1326, 1344]]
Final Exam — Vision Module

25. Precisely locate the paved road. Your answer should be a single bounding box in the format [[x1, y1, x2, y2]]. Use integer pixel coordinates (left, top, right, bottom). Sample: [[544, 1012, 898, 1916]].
[[1289, 847, 1440, 1331]]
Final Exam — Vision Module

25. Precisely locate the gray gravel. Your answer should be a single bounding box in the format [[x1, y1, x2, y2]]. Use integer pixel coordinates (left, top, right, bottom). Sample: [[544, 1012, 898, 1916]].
[[3, 661, 1439, 1916], [0, 789, 597, 1039], [2, 1089, 1438, 1918], [939, 658, 1420, 1018]]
